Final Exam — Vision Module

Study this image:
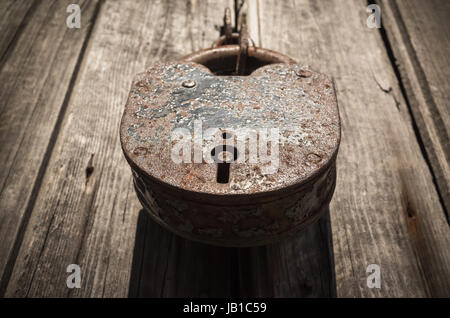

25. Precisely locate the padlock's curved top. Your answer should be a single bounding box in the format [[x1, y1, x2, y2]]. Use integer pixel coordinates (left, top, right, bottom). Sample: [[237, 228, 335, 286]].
[[120, 48, 340, 246]]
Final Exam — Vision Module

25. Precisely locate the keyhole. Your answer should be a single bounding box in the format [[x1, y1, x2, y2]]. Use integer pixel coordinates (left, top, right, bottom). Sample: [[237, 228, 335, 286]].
[[211, 133, 238, 184]]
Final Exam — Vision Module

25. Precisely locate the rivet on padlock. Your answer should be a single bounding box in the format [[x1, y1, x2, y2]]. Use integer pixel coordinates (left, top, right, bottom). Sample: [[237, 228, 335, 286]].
[[120, 8, 341, 247]]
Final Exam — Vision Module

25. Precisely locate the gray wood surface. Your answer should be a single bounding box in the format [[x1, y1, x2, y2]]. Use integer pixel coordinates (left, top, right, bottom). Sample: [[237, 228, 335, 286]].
[[378, 0, 450, 219], [0, 0, 448, 298], [0, 0, 36, 63], [0, 0, 100, 294]]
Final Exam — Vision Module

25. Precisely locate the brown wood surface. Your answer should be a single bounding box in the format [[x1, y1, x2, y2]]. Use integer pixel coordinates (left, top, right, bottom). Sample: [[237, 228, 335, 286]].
[[0, 0, 448, 298]]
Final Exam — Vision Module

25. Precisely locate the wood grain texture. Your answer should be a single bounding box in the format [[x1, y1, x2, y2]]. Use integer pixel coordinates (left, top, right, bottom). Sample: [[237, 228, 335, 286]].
[[0, 0, 37, 62], [129, 211, 236, 297], [378, 0, 450, 219], [1, 0, 449, 298], [4, 0, 231, 298], [237, 212, 335, 297], [251, 0, 450, 297], [0, 0, 99, 294]]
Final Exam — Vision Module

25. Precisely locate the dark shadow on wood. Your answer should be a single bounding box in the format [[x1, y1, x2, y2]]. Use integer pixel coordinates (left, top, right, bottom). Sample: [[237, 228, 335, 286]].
[[129, 208, 336, 297], [128, 210, 237, 297], [237, 209, 336, 297]]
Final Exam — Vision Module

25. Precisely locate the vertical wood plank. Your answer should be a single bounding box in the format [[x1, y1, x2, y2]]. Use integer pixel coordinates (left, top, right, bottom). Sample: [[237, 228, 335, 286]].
[[130, 213, 236, 297], [378, 0, 450, 219], [0, 0, 38, 62], [0, 0, 100, 294], [238, 212, 335, 297]]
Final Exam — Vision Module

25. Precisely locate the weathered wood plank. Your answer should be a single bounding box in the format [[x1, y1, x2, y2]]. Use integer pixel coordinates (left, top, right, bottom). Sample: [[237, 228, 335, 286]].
[[4, 0, 449, 298], [5, 0, 231, 298], [252, 0, 450, 297], [237, 213, 335, 297], [0, 0, 100, 294], [133, 212, 334, 298], [378, 0, 450, 219], [0, 0, 37, 62], [129, 211, 236, 297]]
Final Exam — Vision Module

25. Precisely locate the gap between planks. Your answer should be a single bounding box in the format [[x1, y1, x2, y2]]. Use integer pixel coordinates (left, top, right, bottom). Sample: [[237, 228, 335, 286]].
[[376, 0, 450, 223]]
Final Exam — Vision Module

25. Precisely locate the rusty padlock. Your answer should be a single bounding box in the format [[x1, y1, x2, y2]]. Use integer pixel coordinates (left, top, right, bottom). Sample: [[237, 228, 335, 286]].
[[120, 11, 340, 247]]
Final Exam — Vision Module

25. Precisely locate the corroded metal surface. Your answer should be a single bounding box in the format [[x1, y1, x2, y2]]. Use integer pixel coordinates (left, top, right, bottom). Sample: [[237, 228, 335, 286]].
[[131, 163, 337, 246], [120, 47, 340, 246], [121, 62, 339, 194]]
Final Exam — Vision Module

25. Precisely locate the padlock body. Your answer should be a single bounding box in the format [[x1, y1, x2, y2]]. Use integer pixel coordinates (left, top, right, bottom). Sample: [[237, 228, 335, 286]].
[[120, 47, 340, 246]]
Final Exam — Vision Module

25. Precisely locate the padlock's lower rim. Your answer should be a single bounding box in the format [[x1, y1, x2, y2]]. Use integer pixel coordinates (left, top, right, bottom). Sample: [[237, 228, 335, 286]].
[[139, 193, 331, 247], [132, 162, 337, 247]]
